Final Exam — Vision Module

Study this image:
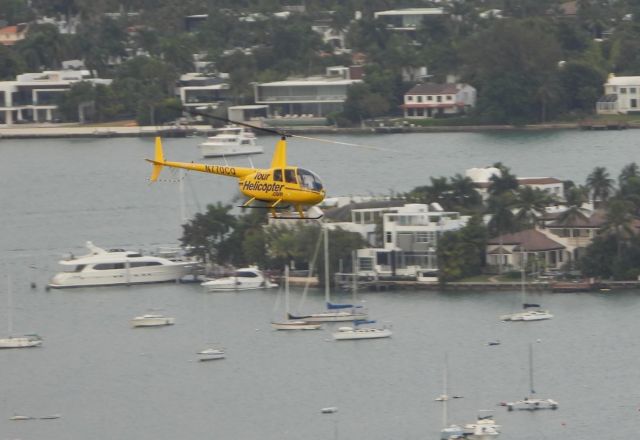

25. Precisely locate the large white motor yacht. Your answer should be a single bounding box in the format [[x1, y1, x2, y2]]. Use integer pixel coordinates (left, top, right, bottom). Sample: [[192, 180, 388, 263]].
[[201, 266, 277, 291], [198, 125, 263, 158], [48, 242, 195, 288]]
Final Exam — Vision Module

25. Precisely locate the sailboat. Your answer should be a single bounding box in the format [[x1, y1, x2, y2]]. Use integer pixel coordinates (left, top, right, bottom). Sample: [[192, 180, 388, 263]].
[[271, 266, 322, 330], [0, 275, 42, 349], [503, 343, 558, 411], [288, 226, 367, 323], [500, 254, 552, 322], [331, 253, 390, 340], [437, 354, 464, 440]]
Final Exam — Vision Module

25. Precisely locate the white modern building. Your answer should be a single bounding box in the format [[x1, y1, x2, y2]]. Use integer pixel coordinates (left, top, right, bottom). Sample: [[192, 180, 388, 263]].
[[374, 8, 447, 31], [253, 66, 362, 119], [596, 73, 640, 114], [465, 167, 565, 201], [401, 83, 476, 118], [348, 203, 469, 278], [176, 73, 230, 110], [0, 70, 111, 125]]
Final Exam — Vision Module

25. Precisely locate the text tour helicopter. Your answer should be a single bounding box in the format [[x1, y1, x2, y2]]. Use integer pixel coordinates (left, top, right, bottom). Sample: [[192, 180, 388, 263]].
[[147, 132, 325, 219]]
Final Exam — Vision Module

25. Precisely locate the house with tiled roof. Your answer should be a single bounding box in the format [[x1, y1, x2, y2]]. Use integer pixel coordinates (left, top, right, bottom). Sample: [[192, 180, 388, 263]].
[[487, 229, 566, 271], [537, 209, 607, 261], [401, 83, 476, 119], [0, 23, 28, 46]]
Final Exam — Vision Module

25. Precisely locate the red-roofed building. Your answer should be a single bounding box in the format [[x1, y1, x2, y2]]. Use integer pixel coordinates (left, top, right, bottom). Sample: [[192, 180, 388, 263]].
[[0, 23, 28, 46], [487, 229, 566, 270], [401, 83, 476, 118]]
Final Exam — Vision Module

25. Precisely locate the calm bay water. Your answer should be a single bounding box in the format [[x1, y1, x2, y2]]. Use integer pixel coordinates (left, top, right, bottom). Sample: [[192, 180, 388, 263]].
[[1, 129, 640, 439]]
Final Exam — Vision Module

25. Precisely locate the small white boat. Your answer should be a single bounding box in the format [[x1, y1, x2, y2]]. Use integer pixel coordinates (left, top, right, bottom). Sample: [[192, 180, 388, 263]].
[[503, 343, 558, 411], [0, 334, 42, 349], [10, 414, 33, 421], [461, 411, 501, 439], [321, 406, 338, 414], [198, 125, 263, 158], [271, 266, 322, 330], [500, 309, 553, 321], [0, 276, 42, 349], [201, 266, 277, 291], [48, 241, 194, 288], [197, 348, 225, 361], [131, 314, 175, 327], [332, 324, 392, 340]]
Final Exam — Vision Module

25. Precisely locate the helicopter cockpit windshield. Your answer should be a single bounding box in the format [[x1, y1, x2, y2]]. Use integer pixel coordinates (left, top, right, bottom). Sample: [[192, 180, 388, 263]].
[[297, 168, 323, 191]]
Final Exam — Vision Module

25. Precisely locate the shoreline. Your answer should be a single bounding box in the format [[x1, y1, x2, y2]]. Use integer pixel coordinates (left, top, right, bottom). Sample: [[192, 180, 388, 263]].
[[0, 120, 635, 139]]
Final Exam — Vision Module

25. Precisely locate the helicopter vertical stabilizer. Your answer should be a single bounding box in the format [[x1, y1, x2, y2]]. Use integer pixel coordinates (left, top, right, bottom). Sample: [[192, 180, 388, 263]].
[[270, 136, 287, 169], [150, 137, 165, 181]]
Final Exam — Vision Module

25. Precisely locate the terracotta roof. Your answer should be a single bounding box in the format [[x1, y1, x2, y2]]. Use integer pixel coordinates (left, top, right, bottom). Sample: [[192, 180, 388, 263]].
[[406, 83, 459, 95], [487, 229, 565, 251], [546, 210, 606, 228]]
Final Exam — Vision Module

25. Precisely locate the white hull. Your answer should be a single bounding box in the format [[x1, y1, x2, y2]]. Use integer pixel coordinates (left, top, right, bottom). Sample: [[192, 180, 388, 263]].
[[271, 320, 322, 330], [332, 327, 392, 340], [131, 315, 175, 327], [199, 144, 263, 157], [0, 335, 42, 348], [291, 311, 368, 322], [501, 310, 553, 321], [198, 348, 225, 361], [506, 398, 558, 411], [201, 267, 276, 291], [49, 242, 195, 288]]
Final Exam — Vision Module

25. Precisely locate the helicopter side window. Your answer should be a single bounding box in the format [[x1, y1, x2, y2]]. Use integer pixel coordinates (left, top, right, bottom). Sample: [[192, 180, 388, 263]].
[[273, 169, 283, 181], [297, 168, 323, 191], [284, 169, 297, 184]]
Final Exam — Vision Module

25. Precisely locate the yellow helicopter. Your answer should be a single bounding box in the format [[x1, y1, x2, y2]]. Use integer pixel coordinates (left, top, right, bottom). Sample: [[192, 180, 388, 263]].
[[146, 116, 326, 219]]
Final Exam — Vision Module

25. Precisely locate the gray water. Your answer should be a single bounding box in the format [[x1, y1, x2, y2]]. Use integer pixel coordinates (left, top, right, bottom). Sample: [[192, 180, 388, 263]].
[[1, 129, 640, 439]]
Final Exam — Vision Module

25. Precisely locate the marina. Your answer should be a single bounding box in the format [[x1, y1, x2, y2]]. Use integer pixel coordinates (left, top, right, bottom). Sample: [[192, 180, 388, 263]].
[[2, 130, 640, 439]]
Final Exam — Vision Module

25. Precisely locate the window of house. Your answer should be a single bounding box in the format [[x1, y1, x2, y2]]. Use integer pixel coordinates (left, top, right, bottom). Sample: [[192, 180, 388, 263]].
[[447, 95, 453, 100], [407, 95, 413, 101], [359, 258, 373, 271], [631, 88, 637, 94], [385, 232, 392, 243], [427, 96, 433, 101], [620, 88, 627, 94], [437, 96, 442, 102], [631, 99, 638, 108], [417, 96, 423, 103]]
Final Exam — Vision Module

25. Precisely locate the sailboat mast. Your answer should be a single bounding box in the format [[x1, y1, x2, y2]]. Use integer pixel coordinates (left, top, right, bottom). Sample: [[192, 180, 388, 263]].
[[521, 251, 526, 307], [442, 353, 449, 428], [284, 265, 290, 314], [351, 250, 358, 302], [529, 342, 535, 395], [324, 226, 330, 303], [6, 275, 12, 336]]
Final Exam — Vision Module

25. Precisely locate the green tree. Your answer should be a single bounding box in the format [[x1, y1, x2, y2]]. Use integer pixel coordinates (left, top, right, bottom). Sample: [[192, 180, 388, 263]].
[[341, 83, 390, 124], [558, 61, 606, 114], [180, 202, 236, 264], [0, 0, 34, 24], [0, 45, 24, 80], [514, 186, 555, 228], [437, 215, 487, 282]]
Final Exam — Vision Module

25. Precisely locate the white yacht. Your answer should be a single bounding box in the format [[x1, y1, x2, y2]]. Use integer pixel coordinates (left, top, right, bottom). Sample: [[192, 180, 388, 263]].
[[500, 309, 553, 321], [198, 125, 263, 157], [461, 412, 501, 439], [197, 348, 226, 361], [48, 242, 195, 288], [201, 266, 277, 291], [332, 324, 392, 340], [0, 334, 42, 349], [131, 314, 175, 327]]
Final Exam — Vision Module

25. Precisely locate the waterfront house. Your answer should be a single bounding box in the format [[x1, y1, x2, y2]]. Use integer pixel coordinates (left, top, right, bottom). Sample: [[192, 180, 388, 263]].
[[344, 203, 469, 278], [176, 73, 230, 111], [401, 83, 476, 119], [596, 73, 640, 114], [466, 167, 565, 201], [538, 209, 607, 262], [253, 66, 362, 121], [0, 70, 111, 125], [486, 229, 566, 272], [0, 23, 28, 46]]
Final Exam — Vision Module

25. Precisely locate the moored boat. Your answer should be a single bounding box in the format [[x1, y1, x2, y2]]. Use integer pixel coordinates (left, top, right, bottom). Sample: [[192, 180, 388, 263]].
[[48, 242, 195, 288], [201, 266, 276, 291], [131, 314, 175, 327], [198, 125, 263, 158]]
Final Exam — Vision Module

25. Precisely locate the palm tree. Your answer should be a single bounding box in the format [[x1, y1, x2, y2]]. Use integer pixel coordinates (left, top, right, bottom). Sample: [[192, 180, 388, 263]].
[[557, 185, 590, 224], [449, 173, 482, 213], [618, 162, 639, 188], [488, 163, 518, 197], [514, 186, 555, 228], [601, 199, 636, 259], [586, 166, 615, 208]]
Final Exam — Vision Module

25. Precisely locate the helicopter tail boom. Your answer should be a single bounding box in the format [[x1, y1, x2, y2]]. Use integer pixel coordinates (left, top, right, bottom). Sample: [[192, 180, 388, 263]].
[[149, 137, 165, 181]]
